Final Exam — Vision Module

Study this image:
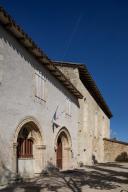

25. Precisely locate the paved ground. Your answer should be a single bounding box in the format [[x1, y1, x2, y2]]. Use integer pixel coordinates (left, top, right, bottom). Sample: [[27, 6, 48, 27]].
[[0, 163, 128, 192]]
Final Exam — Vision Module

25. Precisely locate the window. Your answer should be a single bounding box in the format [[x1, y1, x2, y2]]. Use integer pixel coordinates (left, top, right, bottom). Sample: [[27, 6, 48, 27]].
[[102, 116, 106, 138], [17, 138, 33, 158], [35, 71, 46, 101], [66, 98, 71, 116], [94, 111, 98, 137], [17, 127, 33, 158]]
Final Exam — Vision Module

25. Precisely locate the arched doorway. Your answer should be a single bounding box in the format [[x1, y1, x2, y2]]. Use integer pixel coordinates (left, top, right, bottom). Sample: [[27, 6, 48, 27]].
[[56, 128, 72, 170], [14, 118, 43, 178], [56, 136, 62, 169]]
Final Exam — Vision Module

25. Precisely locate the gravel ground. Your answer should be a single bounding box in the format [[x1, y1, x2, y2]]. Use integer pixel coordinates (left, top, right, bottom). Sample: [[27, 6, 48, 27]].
[[0, 163, 128, 192]]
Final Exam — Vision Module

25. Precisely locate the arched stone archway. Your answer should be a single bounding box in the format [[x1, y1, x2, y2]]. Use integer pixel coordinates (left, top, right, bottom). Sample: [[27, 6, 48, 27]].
[[13, 117, 45, 178], [55, 128, 72, 170]]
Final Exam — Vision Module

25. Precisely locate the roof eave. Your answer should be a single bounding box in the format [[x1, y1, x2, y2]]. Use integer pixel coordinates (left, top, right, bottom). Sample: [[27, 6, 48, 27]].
[[54, 61, 113, 119], [0, 6, 83, 99]]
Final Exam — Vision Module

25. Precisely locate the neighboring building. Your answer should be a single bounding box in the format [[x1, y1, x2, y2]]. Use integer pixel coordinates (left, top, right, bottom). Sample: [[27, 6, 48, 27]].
[[0, 6, 113, 185], [0, 7, 83, 183], [55, 62, 112, 165]]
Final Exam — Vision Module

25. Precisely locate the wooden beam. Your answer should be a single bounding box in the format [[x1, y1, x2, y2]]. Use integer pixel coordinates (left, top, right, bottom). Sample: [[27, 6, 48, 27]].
[[4, 22, 12, 28]]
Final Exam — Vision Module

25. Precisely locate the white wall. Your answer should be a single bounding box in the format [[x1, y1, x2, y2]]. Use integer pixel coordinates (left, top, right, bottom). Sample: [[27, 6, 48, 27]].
[[0, 24, 79, 181]]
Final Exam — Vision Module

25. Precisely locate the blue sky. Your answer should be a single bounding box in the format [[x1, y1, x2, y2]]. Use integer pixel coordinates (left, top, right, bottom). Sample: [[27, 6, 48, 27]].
[[0, 0, 128, 141]]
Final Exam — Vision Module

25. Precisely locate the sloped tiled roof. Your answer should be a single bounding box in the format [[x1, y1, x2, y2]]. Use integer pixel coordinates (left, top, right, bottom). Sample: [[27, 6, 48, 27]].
[[0, 6, 83, 99], [54, 61, 112, 118]]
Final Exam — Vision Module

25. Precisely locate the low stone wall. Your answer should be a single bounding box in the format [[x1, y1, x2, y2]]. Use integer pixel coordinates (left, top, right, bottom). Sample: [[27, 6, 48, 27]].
[[104, 138, 128, 162]]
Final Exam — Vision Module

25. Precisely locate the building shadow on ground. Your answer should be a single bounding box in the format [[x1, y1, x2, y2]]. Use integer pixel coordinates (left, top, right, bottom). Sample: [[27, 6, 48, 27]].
[[0, 163, 128, 192], [98, 162, 128, 169]]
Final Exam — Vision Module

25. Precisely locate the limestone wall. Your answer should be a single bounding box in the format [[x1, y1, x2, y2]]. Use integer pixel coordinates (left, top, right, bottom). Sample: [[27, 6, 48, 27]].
[[57, 65, 110, 164], [0, 24, 80, 184], [104, 138, 128, 162]]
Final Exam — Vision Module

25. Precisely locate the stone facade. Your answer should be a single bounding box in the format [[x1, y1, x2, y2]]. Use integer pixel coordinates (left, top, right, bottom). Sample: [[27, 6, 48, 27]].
[[56, 64, 111, 165], [0, 6, 112, 185], [0, 25, 80, 184], [104, 138, 128, 162]]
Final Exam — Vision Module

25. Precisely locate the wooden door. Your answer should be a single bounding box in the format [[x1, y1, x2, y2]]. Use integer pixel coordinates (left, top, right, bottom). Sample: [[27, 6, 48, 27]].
[[56, 137, 62, 169]]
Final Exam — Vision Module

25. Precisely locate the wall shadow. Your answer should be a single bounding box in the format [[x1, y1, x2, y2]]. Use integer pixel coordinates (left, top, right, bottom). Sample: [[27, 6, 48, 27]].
[[0, 24, 80, 108], [0, 163, 128, 192], [115, 152, 128, 162]]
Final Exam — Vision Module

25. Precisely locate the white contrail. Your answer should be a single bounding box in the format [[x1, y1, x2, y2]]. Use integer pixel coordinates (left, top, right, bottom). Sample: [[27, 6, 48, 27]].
[[63, 13, 83, 59]]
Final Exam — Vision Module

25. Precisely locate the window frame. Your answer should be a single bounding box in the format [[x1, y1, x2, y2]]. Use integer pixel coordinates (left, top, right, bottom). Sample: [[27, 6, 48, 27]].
[[35, 71, 46, 102], [66, 98, 72, 117], [17, 138, 33, 158]]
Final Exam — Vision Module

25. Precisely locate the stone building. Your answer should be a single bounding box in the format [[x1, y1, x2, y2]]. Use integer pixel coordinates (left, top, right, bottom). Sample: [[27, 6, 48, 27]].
[[0, 6, 112, 184], [0, 7, 83, 183], [55, 62, 112, 164]]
